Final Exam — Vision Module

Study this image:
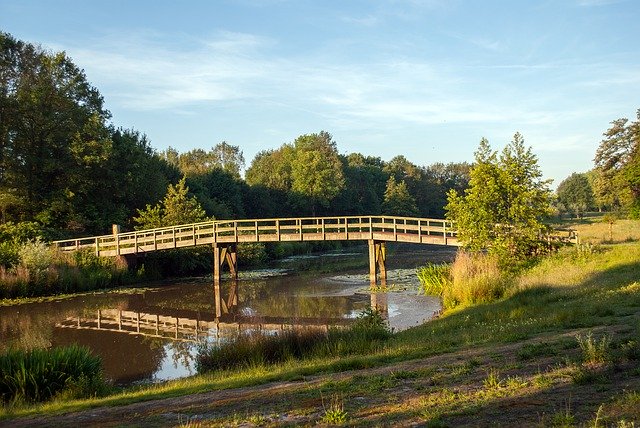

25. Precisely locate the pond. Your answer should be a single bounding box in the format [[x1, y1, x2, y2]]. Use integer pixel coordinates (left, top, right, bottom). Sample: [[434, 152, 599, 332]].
[[0, 245, 455, 385]]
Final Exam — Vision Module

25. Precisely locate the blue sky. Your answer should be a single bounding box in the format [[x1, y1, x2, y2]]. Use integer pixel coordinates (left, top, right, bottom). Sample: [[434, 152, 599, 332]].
[[1, 0, 639, 185]]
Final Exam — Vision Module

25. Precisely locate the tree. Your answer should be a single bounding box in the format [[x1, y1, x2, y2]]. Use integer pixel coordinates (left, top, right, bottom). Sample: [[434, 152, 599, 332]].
[[0, 32, 112, 230], [423, 162, 471, 217], [556, 172, 595, 218], [382, 176, 419, 216], [134, 177, 208, 229], [332, 153, 387, 215], [446, 134, 552, 268], [211, 141, 245, 178], [290, 132, 345, 214], [245, 146, 295, 191], [161, 142, 245, 179], [594, 110, 640, 217]]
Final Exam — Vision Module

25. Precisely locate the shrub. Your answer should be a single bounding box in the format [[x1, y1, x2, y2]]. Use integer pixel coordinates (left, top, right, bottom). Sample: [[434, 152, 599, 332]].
[[0, 345, 106, 404], [321, 394, 348, 425], [18, 239, 53, 282], [577, 332, 611, 367]]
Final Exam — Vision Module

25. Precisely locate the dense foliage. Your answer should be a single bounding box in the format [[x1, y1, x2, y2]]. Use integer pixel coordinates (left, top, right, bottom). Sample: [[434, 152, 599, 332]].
[[446, 134, 553, 269], [556, 172, 595, 218], [593, 109, 640, 217]]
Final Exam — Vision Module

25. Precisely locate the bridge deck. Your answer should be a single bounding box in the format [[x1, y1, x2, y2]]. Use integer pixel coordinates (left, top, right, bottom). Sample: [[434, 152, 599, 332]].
[[52, 216, 461, 256]]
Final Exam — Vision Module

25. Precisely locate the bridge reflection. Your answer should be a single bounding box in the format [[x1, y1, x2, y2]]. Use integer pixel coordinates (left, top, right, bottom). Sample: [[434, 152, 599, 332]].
[[56, 281, 388, 343]]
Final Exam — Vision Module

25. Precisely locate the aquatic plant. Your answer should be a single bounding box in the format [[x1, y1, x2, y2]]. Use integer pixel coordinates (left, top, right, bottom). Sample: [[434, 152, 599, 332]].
[[196, 309, 391, 373], [0, 345, 106, 404], [417, 263, 451, 296]]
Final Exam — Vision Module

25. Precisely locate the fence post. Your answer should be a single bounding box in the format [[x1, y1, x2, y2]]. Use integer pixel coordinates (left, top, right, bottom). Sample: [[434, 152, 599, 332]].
[[443, 221, 447, 245]]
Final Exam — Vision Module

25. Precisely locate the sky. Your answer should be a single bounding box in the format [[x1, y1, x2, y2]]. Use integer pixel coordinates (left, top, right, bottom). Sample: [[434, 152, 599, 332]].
[[1, 0, 639, 186]]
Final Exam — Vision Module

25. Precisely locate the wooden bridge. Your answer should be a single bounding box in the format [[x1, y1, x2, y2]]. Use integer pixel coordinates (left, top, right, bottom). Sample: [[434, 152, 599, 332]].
[[51, 215, 577, 286], [52, 216, 460, 285]]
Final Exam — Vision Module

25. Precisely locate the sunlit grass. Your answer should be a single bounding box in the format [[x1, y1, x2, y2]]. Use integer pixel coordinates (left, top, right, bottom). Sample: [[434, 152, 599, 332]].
[[560, 216, 640, 245]]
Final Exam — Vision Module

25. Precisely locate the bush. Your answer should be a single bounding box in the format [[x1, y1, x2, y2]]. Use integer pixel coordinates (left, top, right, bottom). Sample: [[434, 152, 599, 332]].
[[18, 239, 54, 283], [0, 345, 106, 404]]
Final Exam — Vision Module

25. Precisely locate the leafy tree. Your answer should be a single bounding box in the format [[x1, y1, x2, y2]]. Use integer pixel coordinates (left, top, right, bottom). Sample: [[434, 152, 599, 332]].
[[187, 168, 245, 219], [134, 177, 208, 229], [594, 109, 640, 217], [245, 146, 295, 192], [0, 32, 112, 230], [290, 132, 345, 214], [556, 172, 595, 218], [211, 141, 245, 178], [333, 153, 387, 215], [446, 134, 552, 269], [382, 176, 419, 216], [161, 142, 245, 178]]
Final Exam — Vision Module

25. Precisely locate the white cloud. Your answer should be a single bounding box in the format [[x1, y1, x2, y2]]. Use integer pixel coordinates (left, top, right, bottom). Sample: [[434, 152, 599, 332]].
[[339, 14, 380, 26], [65, 31, 272, 110]]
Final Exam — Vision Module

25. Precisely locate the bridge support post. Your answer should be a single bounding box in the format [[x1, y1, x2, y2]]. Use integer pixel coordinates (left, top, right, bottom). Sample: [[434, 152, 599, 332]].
[[368, 240, 386, 286], [213, 243, 238, 319]]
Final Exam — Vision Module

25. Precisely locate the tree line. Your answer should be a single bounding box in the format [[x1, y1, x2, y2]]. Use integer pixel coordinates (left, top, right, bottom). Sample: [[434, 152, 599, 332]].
[[0, 32, 470, 242]]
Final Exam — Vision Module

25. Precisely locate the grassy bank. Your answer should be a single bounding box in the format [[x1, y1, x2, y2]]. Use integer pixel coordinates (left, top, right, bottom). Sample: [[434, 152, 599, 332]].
[[1, 221, 639, 426]]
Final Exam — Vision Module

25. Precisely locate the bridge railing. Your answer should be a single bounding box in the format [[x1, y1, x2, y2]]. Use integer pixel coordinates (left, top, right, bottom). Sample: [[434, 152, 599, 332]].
[[52, 216, 458, 256], [51, 215, 577, 257]]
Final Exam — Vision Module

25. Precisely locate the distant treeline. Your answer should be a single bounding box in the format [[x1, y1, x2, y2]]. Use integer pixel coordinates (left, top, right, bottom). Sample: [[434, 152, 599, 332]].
[[0, 32, 470, 240]]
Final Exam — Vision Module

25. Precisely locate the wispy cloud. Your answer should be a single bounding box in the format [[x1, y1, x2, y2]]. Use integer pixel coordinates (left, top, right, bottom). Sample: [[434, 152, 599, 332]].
[[65, 31, 272, 110], [576, 0, 625, 6], [339, 14, 380, 26], [57, 28, 637, 142]]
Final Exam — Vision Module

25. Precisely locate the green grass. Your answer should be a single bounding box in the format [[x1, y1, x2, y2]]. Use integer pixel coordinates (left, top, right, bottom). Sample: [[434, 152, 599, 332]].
[[0, 345, 106, 404], [2, 220, 640, 425]]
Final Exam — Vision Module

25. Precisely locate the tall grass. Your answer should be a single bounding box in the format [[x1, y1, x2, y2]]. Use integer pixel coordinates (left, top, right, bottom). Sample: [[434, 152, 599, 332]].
[[0, 345, 106, 404], [418, 252, 512, 310], [0, 247, 132, 299], [196, 309, 391, 373], [417, 263, 451, 296], [444, 251, 513, 309]]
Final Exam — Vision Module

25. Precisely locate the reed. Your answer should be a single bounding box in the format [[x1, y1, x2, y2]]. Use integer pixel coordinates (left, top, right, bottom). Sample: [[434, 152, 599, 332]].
[[196, 309, 391, 373], [0, 247, 132, 299], [443, 251, 512, 309], [417, 263, 451, 296], [0, 345, 106, 404]]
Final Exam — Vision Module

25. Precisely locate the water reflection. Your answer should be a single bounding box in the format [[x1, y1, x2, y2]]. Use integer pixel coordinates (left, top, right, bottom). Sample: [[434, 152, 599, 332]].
[[0, 247, 452, 385]]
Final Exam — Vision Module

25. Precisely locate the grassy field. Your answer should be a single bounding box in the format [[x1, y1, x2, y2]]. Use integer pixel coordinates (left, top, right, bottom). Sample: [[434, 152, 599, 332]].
[[1, 219, 639, 427]]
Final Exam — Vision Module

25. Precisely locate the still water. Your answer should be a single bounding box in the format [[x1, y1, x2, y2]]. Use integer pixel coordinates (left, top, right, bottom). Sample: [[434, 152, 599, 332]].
[[0, 246, 454, 385]]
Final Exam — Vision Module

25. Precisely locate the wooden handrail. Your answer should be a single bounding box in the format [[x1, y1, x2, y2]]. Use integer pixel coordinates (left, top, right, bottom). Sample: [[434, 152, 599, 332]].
[[50, 215, 456, 256]]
